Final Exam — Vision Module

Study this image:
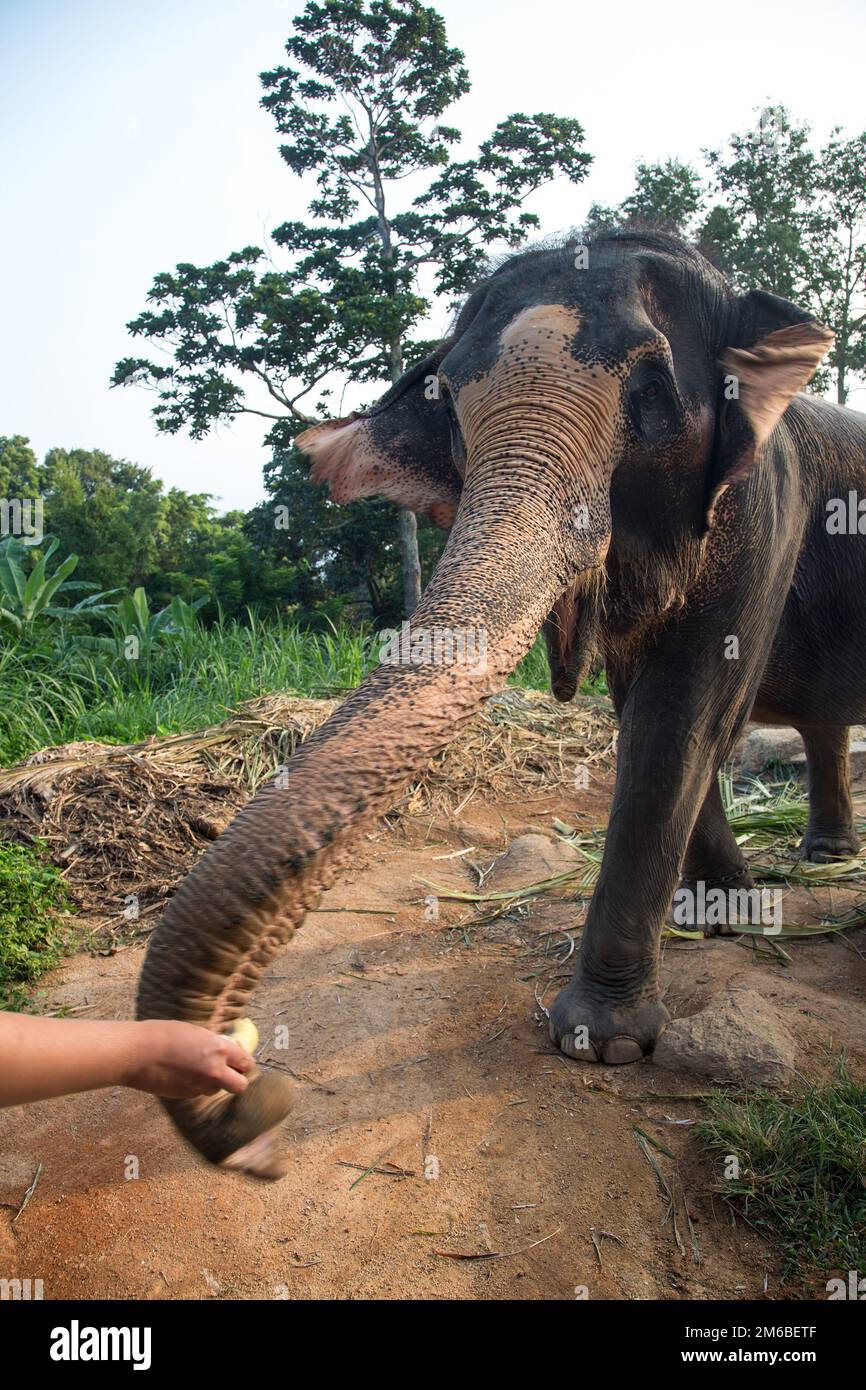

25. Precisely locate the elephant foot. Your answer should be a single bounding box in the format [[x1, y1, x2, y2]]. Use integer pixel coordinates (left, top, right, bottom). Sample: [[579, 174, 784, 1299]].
[[672, 867, 756, 937], [800, 829, 860, 863], [548, 973, 669, 1064]]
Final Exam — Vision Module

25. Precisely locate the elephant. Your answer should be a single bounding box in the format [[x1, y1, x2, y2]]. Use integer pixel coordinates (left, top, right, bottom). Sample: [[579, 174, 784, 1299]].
[[136, 228, 865, 1178]]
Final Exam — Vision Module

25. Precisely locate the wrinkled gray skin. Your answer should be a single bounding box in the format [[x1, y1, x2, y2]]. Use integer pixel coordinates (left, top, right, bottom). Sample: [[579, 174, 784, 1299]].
[[137, 231, 866, 1177]]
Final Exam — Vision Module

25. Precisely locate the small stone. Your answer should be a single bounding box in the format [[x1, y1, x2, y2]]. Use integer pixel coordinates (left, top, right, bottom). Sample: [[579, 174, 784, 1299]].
[[737, 727, 804, 776], [652, 990, 796, 1086], [486, 833, 580, 893], [735, 723, 866, 778]]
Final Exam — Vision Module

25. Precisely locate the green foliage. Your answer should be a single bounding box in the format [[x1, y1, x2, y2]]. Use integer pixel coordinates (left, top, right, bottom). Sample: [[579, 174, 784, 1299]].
[[698, 108, 866, 402], [0, 435, 40, 498], [100, 587, 207, 660], [0, 618, 555, 767], [0, 442, 303, 623], [0, 840, 71, 1008], [0, 534, 115, 637], [808, 128, 866, 402], [698, 1066, 866, 1279], [39, 447, 165, 590], [701, 106, 820, 302], [619, 158, 704, 237], [249, 444, 446, 627]]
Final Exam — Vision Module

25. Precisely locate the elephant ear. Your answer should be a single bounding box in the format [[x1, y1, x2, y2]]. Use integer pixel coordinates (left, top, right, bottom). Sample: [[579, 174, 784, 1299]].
[[296, 348, 462, 530], [706, 290, 834, 525]]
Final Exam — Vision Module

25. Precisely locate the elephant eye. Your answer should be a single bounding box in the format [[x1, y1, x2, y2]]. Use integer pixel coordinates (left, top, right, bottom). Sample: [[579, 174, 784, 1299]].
[[629, 367, 680, 443]]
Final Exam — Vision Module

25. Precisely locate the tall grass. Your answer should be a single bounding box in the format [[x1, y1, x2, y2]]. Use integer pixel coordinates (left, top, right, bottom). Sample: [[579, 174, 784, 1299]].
[[0, 616, 563, 766]]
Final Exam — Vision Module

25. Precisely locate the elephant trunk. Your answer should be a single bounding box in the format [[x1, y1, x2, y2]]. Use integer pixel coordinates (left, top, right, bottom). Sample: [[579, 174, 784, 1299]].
[[136, 472, 603, 1176]]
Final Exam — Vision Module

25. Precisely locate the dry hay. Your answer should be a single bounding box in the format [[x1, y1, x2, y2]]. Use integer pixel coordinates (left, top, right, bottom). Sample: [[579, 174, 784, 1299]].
[[0, 689, 617, 930]]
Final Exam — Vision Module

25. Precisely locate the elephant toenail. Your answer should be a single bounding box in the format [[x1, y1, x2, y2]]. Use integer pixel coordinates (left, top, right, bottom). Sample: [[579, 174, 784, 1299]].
[[601, 1036, 643, 1064], [560, 1031, 598, 1061]]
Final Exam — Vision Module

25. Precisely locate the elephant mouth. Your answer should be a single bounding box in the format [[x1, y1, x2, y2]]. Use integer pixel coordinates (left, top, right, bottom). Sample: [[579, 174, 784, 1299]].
[[544, 568, 606, 702]]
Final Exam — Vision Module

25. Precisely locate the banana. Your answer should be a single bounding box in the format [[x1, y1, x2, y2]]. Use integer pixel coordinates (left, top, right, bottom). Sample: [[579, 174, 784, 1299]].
[[224, 1018, 259, 1055]]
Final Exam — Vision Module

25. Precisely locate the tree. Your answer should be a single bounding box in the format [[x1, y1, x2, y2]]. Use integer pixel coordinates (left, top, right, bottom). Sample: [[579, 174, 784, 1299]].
[[581, 158, 703, 248], [37, 448, 164, 592], [114, 0, 592, 614], [22, 447, 262, 617], [699, 106, 820, 303], [808, 129, 866, 404], [700, 107, 866, 402], [0, 436, 40, 500], [245, 444, 446, 627], [593, 110, 866, 405], [619, 158, 703, 237]]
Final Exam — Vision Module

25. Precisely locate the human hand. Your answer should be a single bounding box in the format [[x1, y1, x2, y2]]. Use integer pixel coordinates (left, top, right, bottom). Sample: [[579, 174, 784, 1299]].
[[123, 1020, 255, 1099]]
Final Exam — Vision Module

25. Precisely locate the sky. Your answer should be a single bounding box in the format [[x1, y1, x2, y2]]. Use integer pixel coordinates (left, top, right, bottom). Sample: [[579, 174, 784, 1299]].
[[2, 0, 865, 512]]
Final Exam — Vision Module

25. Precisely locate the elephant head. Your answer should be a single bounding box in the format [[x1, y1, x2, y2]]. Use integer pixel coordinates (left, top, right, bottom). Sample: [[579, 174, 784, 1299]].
[[136, 231, 832, 1177]]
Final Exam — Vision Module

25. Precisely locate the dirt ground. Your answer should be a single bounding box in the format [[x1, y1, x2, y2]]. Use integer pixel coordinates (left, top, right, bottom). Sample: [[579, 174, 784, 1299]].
[[2, 767, 865, 1302]]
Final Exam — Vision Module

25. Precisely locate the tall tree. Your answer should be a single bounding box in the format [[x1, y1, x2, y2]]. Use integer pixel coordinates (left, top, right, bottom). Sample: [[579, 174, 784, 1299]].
[[114, 0, 591, 615], [0, 436, 40, 500], [38, 448, 164, 591], [699, 107, 866, 402], [808, 129, 866, 404], [699, 106, 819, 303]]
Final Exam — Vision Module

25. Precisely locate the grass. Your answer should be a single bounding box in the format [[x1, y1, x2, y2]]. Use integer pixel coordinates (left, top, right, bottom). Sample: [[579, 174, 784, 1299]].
[[0, 839, 71, 1008], [697, 1065, 866, 1280], [0, 615, 597, 767]]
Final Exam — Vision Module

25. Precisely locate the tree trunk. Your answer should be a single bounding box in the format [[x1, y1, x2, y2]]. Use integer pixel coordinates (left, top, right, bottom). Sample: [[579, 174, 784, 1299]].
[[398, 507, 422, 615], [388, 337, 421, 616]]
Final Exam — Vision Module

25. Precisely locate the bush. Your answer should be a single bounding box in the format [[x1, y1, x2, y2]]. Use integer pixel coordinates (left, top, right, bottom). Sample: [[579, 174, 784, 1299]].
[[0, 840, 71, 1007]]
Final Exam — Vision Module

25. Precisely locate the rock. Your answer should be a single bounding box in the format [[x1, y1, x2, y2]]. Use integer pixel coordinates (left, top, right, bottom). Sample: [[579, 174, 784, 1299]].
[[736, 727, 804, 776], [487, 833, 580, 893], [849, 740, 866, 783], [735, 723, 866, 778], [653, 989, 796, 1086]]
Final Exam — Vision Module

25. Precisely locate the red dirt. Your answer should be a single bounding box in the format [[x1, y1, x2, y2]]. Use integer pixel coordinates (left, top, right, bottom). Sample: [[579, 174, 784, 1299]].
[[2, 775, 865, 1301]]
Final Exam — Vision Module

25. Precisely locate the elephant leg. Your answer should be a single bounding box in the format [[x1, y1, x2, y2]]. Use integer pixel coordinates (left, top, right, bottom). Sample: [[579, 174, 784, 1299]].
[[677, 775, 754, 935], [796, 723, 860, 862], [549, 595, 786, 1063], [607, 662, 752, 938]]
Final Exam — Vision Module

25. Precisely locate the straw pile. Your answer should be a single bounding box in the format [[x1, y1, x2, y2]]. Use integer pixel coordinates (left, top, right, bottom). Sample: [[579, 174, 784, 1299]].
[[0, 689, 617, 922]]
